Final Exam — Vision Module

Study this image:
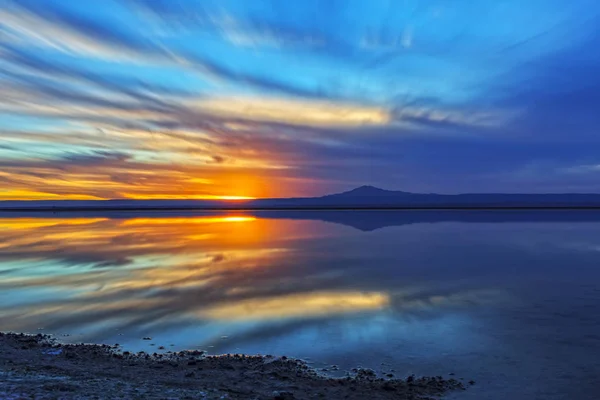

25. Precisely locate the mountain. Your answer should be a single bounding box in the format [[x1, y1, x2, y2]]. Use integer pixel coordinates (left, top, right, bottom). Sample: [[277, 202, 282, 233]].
[[323, 185, 413, 198], [2, 186, 600, 210], [253, 187, 600, 208]]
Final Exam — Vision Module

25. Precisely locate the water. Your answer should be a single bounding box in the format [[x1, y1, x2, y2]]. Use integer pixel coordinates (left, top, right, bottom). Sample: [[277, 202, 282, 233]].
[[0, 210, 599, 399]]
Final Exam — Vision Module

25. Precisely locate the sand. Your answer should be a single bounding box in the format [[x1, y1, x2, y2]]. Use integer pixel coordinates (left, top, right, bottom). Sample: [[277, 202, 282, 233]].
[[0, 332, 468, 399]]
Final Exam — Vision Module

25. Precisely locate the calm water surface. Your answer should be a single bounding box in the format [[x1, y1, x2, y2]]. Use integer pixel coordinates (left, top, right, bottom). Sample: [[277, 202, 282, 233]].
[[1, 211, 599, 399]]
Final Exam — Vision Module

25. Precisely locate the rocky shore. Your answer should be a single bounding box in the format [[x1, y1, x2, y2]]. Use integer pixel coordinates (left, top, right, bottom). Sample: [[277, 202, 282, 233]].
[[0, 332, 467, 399]]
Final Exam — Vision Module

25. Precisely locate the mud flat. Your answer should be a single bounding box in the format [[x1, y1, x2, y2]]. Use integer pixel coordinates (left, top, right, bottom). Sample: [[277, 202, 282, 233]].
[[0, 332, 467, 399]]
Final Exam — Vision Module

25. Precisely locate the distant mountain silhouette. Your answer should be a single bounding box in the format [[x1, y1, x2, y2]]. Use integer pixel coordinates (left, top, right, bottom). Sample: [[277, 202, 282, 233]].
[[301, 186, 600, 208], [322, 185, 413, 198], [255, 186, 600, 208], [3, 186, 600, 210]]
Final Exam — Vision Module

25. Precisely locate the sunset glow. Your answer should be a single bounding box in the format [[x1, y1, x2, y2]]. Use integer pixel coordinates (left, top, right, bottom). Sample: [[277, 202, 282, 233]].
[[121, 193, 257, 201]]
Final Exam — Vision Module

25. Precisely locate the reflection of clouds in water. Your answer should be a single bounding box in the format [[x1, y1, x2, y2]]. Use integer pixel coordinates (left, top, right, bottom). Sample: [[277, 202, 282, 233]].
[[0, 215, 302, 270], [0, 215, 504, 348], [388, 288, 503, 314], [3, 214, 597, 400], [558, 242, 600, 253], [198, 291, 390, 321]]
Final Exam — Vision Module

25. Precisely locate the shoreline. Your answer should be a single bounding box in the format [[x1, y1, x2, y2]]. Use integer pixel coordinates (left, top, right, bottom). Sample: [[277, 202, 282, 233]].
[[3, 206, 600, 212], [0, 332, 467, 399]]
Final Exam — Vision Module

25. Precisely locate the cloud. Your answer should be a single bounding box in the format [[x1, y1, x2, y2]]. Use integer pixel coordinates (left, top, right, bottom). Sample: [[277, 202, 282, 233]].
[[57, 150, 133, 166], [0, 1, 156, 61], [489, 18, 600, 141], [209, 155, 226, 164], [0, 0, 333, 99], [563, 164, 600, 174], [188, 96, 391, 127], [129, 0, 332, 50], [0, 44, 192, 106]]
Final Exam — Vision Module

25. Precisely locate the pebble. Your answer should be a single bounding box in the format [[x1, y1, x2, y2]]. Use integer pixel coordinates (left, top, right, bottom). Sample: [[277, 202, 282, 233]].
[[272, 390, 295, 400]]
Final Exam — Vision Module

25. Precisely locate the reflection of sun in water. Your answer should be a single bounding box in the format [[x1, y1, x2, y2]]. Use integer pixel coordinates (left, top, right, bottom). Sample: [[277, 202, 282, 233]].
[[221, 216, 256, 222], [121, 216, 256, 225]]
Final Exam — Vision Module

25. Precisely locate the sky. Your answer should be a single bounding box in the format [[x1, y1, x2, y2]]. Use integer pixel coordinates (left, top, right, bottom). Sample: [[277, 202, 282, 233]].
[[2, 0, 600, 200]]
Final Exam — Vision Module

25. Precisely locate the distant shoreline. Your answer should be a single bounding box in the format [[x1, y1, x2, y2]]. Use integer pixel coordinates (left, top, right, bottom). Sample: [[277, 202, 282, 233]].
[[3, 206, 600, 212], [5, 186, 600, 211]]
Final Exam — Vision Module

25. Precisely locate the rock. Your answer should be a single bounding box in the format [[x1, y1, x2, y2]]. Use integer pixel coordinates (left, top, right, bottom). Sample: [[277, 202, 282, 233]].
[[0, 332, 469, 399], [272, 390, 295, 399], [142, 337, 152, 340], [355, 368, 376, 380]]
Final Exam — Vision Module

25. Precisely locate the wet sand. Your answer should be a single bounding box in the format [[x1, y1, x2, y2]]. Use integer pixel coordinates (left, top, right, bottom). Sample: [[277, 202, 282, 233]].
[[0, 332, 467, 399]]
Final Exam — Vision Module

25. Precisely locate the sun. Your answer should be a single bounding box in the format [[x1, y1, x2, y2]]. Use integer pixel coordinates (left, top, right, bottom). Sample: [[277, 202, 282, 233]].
[[217, 196, 255, 200]]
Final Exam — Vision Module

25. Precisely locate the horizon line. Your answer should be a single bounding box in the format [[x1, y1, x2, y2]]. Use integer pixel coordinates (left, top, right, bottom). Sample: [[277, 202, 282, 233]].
[[5, 185, 600, 203], [3, 206, 600, 212]]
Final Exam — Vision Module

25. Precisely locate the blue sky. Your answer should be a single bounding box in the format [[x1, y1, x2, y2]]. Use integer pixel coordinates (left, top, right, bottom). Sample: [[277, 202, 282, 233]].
[[2, 0, 600, 199]]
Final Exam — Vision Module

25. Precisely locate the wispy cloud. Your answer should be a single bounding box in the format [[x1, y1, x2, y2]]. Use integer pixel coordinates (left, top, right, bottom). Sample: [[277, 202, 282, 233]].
[[1, 0, 331, 98]]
